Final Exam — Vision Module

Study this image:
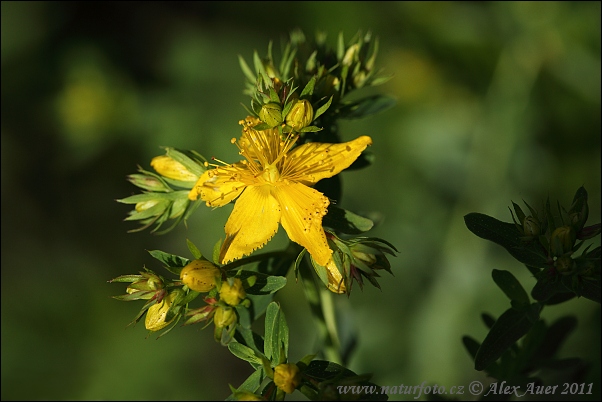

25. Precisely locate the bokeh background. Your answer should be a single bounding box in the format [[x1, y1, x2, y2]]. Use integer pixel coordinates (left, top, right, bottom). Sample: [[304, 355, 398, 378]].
[[1, 1, 600, 400]]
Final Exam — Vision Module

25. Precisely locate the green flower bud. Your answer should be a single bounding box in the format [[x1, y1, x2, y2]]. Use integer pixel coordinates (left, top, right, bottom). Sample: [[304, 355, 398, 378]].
[[135, 200, 159, 212], [219, 278, 246, 306], [213, 306, 237, 328], [259, 102, 283, 127], [273, 363, 301, 394], [127, 174, 170, 192], [285, 99, 314, 131], [555, 255, 575, 275], [522, 216, 540, 237], [145, 291, 177, 332], [550, 226, 576, 256], [151, 155, 198, 182], [180, 260, 221, 292]]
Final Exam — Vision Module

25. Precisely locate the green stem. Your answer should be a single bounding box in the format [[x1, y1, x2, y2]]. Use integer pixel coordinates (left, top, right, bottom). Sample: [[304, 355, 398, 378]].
[[299, 258, 342, 364]]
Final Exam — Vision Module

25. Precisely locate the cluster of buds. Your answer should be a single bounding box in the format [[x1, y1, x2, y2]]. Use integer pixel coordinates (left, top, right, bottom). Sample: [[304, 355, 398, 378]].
[[178, 258, 249, 343], [239, 30, 390, 136], [510, 187, 601, 278], [310, 232, 397, 295], [117, 147, 207, 233]]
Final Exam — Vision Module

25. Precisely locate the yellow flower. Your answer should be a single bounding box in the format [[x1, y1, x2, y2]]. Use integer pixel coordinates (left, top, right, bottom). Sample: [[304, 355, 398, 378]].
[[219, 278, 246, 306], [145, 292, 177, 331], [150, 155, 198, 182], [188, 116, 372, 266], [273, 363, 301, 394], [180, 260, 221, 292]]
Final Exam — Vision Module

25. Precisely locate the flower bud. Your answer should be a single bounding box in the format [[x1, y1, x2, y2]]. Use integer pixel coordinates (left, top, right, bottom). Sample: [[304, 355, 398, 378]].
[[273, 363, 301, 394], [135, 200, 160, 212], [127, 173, 170, 192], [219, 278, 246, 306], [285, 99, 314, 131], [180, 259, 221, 292], [213, 306, 237, 328], [150, 155, 198, 182], [522, 216, 540, 237], [555, 255, 575, 275], [342, 44, 359, 66], [550, 226, 575, 256], [233, 391, 265, 401], [259, 103, 283, 128], [145, 291, 177, 331]]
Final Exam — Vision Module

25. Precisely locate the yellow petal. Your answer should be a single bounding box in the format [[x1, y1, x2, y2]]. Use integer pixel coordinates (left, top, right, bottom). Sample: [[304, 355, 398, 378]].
[[283, 135, 372, 185], [188, 164, 247, 206], [220, 185, 281, 263], [274, 182, 332, 266]]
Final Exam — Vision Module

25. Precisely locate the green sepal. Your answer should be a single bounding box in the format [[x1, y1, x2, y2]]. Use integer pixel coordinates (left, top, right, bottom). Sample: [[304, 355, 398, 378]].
[[323, 205, 374, 234], [464, 213, 548, 268], [213, 238, 223, 265], [299, 125, 322, 133], [492, 269, 530, 308], [186, 239, 202, 260], [238, 55, 256, 83], [225, 368, 264, 401], [163, 147, 207, 177], [474, 303, 542, 371], [337, 95, 396, 120], [147, 250, 190, 275], [108, 274, 144, 283]]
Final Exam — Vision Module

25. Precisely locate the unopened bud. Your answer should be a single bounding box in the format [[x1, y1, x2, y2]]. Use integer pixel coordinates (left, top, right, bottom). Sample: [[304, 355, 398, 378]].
[[259, 103, 283, 127], [522, 216, 540, 237], [135, 200, 160, 212], [285, 99, 314, 131], [213, 306, 237, 328], [550, 226, 575, 256], [273, 363, 301, 394], [151, 155, 198, 182], [219, 278, 246, 306], [555, 255, 575, 275], [145, 292, 177, 331], [180, 260, 221, 292]]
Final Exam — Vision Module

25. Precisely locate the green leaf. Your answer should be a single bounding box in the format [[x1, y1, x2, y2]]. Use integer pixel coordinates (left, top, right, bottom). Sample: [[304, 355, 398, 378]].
[[186, 239, 202, 260], [228, 342, 263, 366], [474, 303, 541, 371], [492, 269, 530, 308], [237, 271, 287, 295], [323, 205, 373, 234], [264, 302, 289, 365], [531, 316, 577, 363], [338, 95, 396, 120], [314, 95, 333, 121], [147, 250, 190, 275], [464, 213, 548, 268]]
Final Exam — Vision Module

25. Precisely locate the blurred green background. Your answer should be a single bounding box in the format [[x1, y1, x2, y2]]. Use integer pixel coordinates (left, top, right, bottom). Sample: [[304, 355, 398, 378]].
[[1, 1, 600, 400]]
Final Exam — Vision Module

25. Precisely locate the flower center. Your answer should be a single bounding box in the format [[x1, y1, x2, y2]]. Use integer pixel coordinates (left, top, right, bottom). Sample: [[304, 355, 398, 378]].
[[262, 163, 280, 183]]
